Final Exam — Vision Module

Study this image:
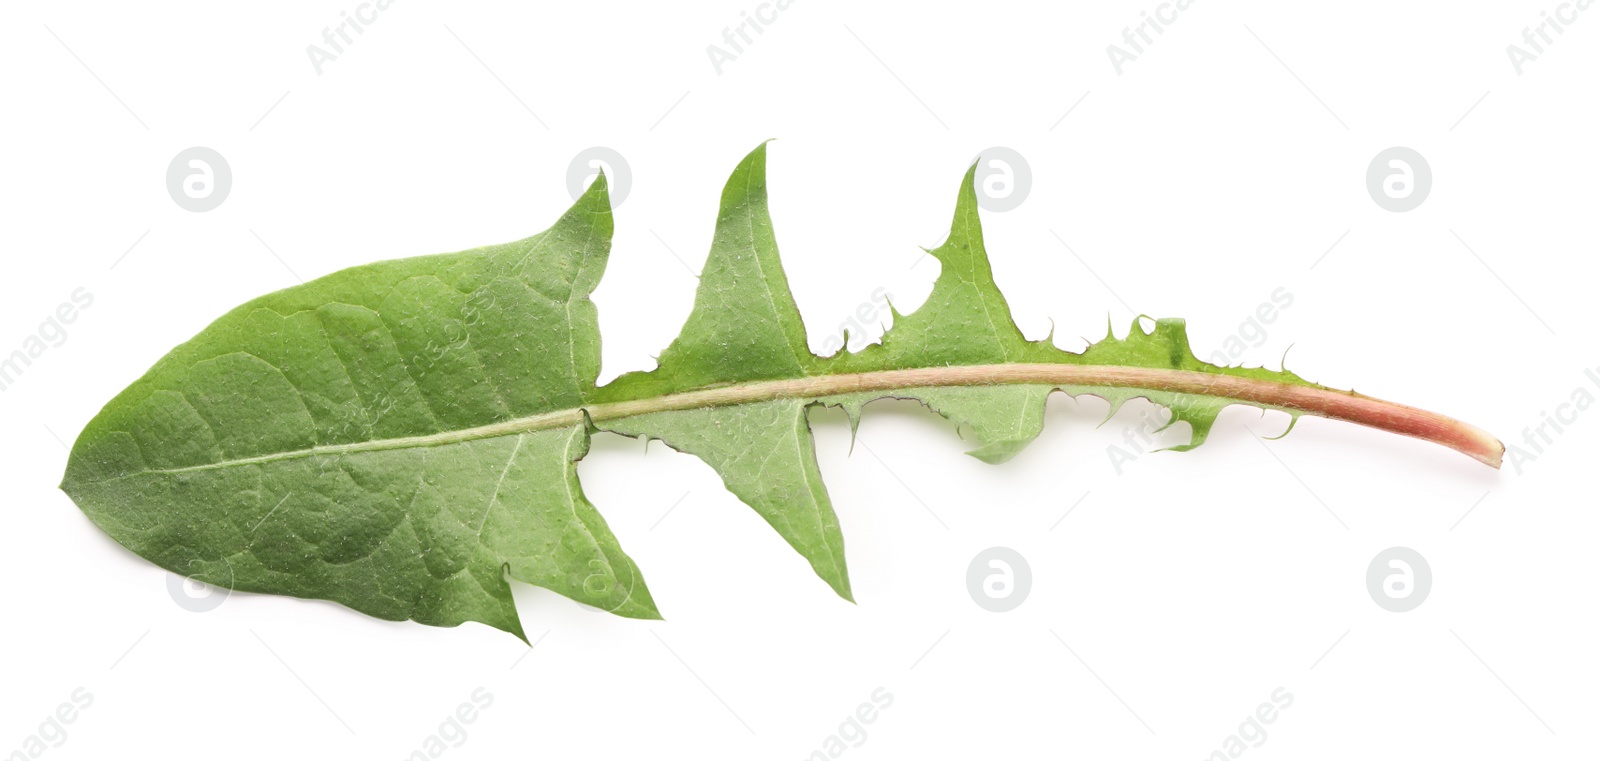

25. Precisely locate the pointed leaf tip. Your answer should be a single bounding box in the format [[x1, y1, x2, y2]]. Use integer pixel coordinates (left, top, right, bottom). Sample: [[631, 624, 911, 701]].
[[582, 165, 609, 196], [717, 141, 771, 210], [958, 159, 980, 211]]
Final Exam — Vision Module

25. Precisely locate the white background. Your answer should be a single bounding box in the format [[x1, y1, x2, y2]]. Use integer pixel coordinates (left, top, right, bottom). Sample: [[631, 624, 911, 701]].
[[2, 1, 1596, 758]]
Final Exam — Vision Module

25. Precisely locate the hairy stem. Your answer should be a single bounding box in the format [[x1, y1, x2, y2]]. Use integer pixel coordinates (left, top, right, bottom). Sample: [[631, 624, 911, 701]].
[[137, 364, 1504, 475]]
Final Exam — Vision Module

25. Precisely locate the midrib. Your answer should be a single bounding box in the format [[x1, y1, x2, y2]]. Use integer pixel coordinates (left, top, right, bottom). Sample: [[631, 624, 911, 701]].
[[123, 363, 1504, 476]]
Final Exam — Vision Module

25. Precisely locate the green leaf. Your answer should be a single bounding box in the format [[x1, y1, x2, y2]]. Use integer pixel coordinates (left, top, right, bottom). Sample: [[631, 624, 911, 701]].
[[62, 143, 1504, 639]]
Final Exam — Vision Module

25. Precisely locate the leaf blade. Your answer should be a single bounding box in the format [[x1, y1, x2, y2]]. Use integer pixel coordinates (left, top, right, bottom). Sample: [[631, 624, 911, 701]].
[[61, 143, 1503, 640], [63, 174, 657, 638]]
